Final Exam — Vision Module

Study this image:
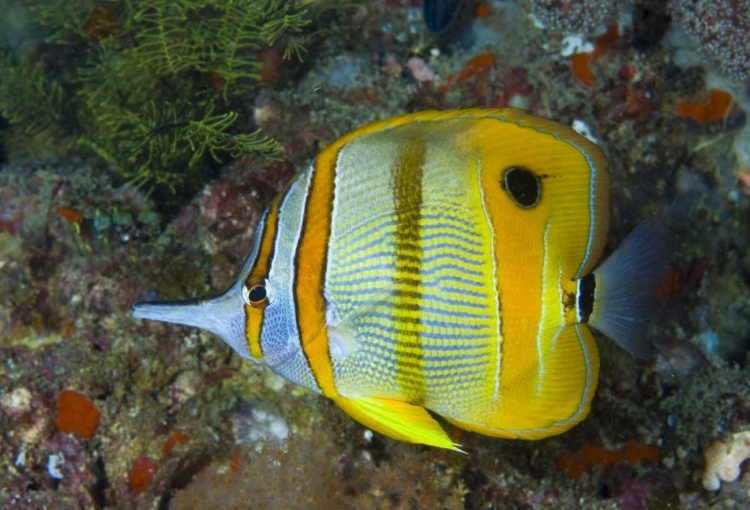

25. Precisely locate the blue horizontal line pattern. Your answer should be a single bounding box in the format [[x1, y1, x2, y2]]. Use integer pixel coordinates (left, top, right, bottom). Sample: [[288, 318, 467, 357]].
[[421, 212, 478, 231], [420, 252, 486, 271], [420, 352, 491, 364], [353, 328, 491, 349], [419, 231, 484, 251], [425, 373, 488, 388]]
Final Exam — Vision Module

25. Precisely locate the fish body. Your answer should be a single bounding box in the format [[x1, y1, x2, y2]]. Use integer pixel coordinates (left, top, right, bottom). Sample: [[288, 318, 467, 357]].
[[133, 108, 670, 450]]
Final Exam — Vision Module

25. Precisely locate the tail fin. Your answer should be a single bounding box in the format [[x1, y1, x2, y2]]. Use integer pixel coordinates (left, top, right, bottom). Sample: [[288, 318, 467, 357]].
[[588, 218, 672, 359]]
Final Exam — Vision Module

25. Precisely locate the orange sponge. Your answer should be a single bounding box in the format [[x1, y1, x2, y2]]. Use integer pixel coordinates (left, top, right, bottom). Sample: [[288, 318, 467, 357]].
[[676, 89, 733, 124], [558, 441, 660, 479], [54, 390, 100, 438]]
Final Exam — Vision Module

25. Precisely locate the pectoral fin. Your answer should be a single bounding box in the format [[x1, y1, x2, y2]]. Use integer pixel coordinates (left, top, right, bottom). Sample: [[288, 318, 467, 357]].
[[334, 396, 462, 451]]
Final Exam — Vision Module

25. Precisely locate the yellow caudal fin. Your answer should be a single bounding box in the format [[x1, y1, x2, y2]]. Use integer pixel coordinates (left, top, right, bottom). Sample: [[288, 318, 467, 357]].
[[334, 396, 462, 451]]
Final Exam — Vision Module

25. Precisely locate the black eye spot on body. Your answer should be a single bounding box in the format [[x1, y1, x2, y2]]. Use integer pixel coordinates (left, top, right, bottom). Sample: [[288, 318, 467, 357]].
[[502, 166, 541, 208]]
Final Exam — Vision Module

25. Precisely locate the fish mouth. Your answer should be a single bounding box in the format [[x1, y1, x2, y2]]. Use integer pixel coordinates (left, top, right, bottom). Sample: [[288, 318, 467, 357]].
[[132, 291, 237, 340]]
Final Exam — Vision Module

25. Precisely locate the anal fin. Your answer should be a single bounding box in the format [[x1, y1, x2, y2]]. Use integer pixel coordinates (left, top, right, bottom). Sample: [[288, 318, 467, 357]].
[[334, 396, 462, 451]]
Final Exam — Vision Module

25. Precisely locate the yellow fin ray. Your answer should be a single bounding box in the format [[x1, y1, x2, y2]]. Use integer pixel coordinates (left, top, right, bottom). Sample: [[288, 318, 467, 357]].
[[334, 396, 462, 451]]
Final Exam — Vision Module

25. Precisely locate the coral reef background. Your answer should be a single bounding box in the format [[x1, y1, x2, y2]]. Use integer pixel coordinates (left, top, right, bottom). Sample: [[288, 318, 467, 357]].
[[1, 0, 750, 508]]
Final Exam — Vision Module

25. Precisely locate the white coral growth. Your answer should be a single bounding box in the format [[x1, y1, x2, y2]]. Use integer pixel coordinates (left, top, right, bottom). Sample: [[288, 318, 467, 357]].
[[702, 431, 750, 492]]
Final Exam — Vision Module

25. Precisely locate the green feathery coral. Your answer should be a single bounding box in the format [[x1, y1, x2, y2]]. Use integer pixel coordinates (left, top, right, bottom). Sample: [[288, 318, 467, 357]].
[[0, 51, 67, 139], [0, 0, 331, 194]]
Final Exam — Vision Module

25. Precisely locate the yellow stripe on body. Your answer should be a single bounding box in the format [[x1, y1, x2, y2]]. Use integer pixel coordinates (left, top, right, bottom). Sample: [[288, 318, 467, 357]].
[[391, 138, 428, 404], [295, 153, 339, 398], [462, 110, 609, 437], [244, 195, 283, 360]]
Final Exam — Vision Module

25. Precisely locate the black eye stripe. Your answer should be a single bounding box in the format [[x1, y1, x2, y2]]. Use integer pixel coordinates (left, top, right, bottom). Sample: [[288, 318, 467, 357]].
[[502, 166, 541, 208]]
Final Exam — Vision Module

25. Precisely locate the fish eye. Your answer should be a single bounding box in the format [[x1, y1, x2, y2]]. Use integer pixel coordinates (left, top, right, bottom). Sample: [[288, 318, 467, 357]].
[[242, 278, 273, 309], [502, 166, 541, 208]]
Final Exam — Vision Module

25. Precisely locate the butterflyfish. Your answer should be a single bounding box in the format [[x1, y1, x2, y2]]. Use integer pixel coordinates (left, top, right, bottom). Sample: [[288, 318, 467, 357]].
[[133, 108, 671, 451]]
